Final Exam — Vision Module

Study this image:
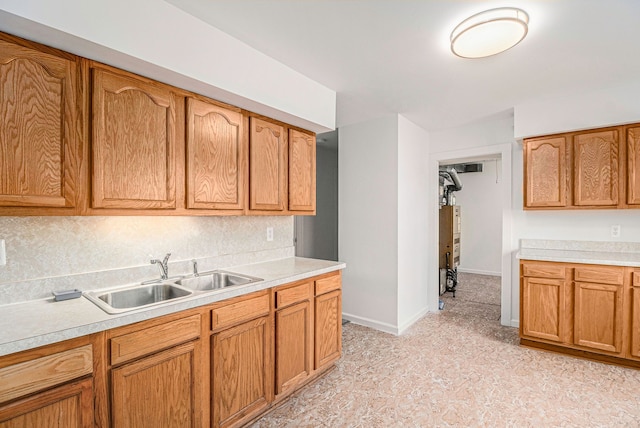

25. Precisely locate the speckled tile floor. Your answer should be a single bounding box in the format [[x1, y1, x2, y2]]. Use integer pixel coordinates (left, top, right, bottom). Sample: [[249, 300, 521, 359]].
[[250, 273, 640, 427]]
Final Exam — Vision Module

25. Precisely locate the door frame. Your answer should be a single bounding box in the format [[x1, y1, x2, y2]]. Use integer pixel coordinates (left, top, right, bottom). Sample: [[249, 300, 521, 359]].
[[429, 143, 515, 326]]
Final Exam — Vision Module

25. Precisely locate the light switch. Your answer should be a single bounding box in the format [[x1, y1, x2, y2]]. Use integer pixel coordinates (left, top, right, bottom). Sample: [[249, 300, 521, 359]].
[[0, 240, 5, 266]]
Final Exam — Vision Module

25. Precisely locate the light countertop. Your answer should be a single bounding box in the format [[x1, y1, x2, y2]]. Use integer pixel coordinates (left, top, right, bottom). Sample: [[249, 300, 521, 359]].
[[0, 257, 345, 357], [516, 239, 640, 267]]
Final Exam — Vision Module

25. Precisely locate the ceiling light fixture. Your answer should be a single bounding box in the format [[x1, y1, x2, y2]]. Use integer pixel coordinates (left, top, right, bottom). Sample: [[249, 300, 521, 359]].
[[450, 7, 529, 59]]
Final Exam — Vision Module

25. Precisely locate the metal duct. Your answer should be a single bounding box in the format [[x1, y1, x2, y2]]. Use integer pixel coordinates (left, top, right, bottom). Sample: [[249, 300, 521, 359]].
[[439, 168, 462, 192]]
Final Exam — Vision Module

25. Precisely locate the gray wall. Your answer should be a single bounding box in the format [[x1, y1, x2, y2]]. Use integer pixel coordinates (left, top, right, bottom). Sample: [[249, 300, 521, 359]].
[[296, 136, 339, 261]]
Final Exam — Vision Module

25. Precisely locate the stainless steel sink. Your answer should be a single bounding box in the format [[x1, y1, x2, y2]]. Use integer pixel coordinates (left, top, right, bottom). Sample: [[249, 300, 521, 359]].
[[176, 270, 262, 292], [84, 282, 193, 314]]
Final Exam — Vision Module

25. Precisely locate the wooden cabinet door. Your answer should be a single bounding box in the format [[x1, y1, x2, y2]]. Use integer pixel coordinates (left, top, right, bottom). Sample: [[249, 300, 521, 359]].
[[315, 290, 342, 369], [0, 378, 93, 428], [275, 300, 313, 396], [186, 98, 245, 210], [574, 281, 623, 353], [0, 37, 79, 209], [91, 67, 177, 209], [288, 129, 315, 212], [524, 137, 567, 208], [212, 316, 272, 428], [573, 129, 620, 207], [521, 277, 565, 343], [111, 342, 200, 428], [249, 118, 286, 211], [631, 272, 640, 358], [627, 126, 640, 206]]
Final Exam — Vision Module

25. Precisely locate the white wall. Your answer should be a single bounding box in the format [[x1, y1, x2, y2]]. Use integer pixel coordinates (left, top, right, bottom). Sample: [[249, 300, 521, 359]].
[[297, 141, 339, 261], [339, 116, 399, 332], [397, 116, 430, 332], [453, 159, 503, 276], [339, 114, 430, 334], [0, 0, 335, 133], [514, 81, 640, 139]]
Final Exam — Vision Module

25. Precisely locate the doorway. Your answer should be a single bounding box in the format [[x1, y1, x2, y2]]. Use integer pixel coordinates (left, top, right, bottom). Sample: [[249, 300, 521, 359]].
[[438, 156, 503, 320], [430, 143, 514, 327], [295, 130, 339, 261]]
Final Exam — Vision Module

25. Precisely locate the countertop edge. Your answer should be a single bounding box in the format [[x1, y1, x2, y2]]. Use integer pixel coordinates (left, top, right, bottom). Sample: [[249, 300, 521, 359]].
[[516, 249, 640, 267]]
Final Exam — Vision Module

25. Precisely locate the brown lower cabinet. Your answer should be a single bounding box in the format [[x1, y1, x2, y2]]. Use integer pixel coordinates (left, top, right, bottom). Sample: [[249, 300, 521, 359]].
[[0, 336, 98, 428], [0, 270, 343, 428], [520, 260, 639, 366]]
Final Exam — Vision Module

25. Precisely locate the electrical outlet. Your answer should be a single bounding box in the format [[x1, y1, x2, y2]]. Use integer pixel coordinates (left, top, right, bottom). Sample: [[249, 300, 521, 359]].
[[266, 227, 274, 242], [611, 225, 621, 238], [0, 240, 5, 266]]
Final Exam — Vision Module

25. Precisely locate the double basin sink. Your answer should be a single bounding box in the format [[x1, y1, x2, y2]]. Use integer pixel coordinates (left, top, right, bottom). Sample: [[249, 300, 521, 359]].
[[84, 270, 263, 314]]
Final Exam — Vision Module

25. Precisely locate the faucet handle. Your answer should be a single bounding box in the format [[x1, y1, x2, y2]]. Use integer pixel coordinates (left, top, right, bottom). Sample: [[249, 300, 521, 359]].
[[192, 259, 199, 276]]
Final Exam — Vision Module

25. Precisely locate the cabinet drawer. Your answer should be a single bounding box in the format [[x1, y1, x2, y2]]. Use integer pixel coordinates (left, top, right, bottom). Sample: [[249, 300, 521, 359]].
[[110, 314, 201, 365], [521, 262, 566, 279], [574, 266, 624, 285], [211, 293, 270, 331], [315, 273, 341, 296], [276, 282, 311, 309], [0, 345, 93, 403]]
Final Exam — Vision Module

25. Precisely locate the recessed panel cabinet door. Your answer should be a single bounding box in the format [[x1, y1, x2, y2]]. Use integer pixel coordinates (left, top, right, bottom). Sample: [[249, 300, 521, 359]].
[[524, 137, 567, 208], [249, 118, 286, 211], [315, 289, 342, 369], [574, 281, 623, 354], [521, 277, 565, 343], [288, 129, 316, 212], [631, 272, 640, 358], [212, 316, 272, 428], [275, 300, 313, 396], [111, 342, 198, 428], [573, 130, 619, 207], [628, 126, 640, 206], [0, 38, 79, 208], [91, 68, 176, 209], [186, 98, 245, 210], [0, 378, 93, 428]]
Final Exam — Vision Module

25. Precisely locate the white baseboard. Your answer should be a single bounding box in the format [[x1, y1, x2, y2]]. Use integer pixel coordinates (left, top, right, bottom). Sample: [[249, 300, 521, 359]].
[[510, 319, 519, 328], [456, 267, 501, 276], [341, 312, 399, 335], [342, 307, 430, 336], [397, 307, 429, 335]]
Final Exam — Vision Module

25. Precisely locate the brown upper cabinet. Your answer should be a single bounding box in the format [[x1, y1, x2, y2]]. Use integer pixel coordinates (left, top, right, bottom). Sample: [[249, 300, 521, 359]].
[[91, 66, 178, 210], [573, 129, 620, 207], [288, 129, 316, 213], [186, 98, 245, 211], [524, 136, 568, 208], [249, 117, 287, 212], [524, 122, 638, 210], [248, 117, 317, 214], [0, 31, 316, 217], [627, 126, 640, 206], [0, 34, 81, 213]]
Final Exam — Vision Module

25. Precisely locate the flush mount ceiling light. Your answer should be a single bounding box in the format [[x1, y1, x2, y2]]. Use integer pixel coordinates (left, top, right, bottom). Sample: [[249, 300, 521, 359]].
[[450, 7, 529, 59]]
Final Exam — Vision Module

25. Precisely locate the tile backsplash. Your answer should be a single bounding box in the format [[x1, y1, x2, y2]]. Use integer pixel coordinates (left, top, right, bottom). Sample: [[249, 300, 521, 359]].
[[0, 216, 293, 304]]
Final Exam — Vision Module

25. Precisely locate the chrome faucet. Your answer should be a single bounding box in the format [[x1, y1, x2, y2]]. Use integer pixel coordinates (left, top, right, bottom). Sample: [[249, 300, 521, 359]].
[[192, 259, 199, 277], [150, 253, 171, 280]]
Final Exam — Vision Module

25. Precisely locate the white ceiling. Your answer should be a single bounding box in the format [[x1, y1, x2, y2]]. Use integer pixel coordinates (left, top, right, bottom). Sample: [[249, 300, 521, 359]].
[[165, 0, 640, 132]]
